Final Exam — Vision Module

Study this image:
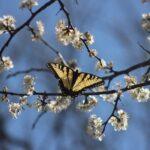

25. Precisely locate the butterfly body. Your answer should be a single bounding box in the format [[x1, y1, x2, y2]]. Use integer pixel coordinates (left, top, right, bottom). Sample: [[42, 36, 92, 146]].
[[47, 63, 104, 96]]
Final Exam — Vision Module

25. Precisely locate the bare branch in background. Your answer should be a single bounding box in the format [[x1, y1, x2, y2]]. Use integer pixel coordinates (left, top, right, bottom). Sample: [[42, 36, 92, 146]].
[[142, 0, 150, 3]]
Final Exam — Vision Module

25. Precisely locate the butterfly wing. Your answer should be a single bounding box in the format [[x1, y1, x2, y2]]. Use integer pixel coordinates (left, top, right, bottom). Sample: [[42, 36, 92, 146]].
[[72, 72, 103, 92], [47, 63, 104, 95], [47, 63, 74, 91]]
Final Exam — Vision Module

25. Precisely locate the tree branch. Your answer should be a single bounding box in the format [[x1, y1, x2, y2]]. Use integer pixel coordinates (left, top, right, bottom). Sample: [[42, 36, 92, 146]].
[[0, 0, 56, 58], [6, 68, 49, 79], [0, 81, 149, 97]]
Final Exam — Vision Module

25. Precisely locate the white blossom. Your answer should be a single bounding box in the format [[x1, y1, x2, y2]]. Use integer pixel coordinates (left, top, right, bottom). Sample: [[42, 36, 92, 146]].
[[129, 87, 150, 102], [31, 20, 45, 41], [55, 20, 75, 46], [47, 96, 72, 113], [8, 103, 22, 119], [19, 96, 28, 105], [56, 20, 90, 50], [0, 15, 16, 35], [71, 28, 83, 49], [141, 13, 150, 32], [96, 85, 118, 103], [124, 75, 150, 102], [20, 0, 38, 9], [95, 59, 107, 70], [23, 75, 35, 95], [84, 32, 94, 45], [109, 109, 128, 131], [0, 56, 14, 73], [34, 96, 48, 112], [56, 20, 95, 49], [101, 93, 118, 104], [87, 115, 104, 141], [76, 96, 98, 112], [124, 75, 137, 87], [89, 49, 98, 57]]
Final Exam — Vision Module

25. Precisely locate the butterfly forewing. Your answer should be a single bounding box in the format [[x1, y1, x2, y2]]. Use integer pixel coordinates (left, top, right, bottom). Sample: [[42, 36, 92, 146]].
[[47, 63, 74, 90]]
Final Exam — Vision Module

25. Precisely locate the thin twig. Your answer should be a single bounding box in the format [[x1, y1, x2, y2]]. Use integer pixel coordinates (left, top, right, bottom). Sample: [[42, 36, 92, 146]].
[[27, 25, 67, 65], [32, 111, 46, 129], [57, 0, 73, 28], [0, 0, 56, 58], [102, 94, 121, 134], [138, 42, 150, 55], [102, 59, 150, 80]]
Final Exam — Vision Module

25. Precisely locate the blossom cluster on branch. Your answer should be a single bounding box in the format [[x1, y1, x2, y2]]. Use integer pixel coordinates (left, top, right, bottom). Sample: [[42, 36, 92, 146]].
[[0, 0, 149, 142]]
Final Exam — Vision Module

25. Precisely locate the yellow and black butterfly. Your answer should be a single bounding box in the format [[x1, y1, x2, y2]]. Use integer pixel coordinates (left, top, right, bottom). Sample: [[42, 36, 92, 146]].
[[47, 63, 104, 96]]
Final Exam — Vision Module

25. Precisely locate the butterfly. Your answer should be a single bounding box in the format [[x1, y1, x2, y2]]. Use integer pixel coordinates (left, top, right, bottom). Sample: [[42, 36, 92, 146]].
[[47, 63, 104, 96]]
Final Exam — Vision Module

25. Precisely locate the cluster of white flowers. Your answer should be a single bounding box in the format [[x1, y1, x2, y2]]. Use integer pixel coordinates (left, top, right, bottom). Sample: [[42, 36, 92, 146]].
[[130, 87, 150, 102], [124, 75, 137, 87], [96, 85, 118, 103], [124, 75, 150, 102], [34, 96, 48, 111], [95, 59, 107, 70], [23, 75, 35, 95], [86, 115, 104, 141], [0, 56, 14, 73], [141, 13, 150, 32], [47, 96, 72, 113], [8, 102, 22, 119], [31, 20, 45, 41], [109, 109, 128, 131], [101, 93, 118, 104], [76, 96, 98, 112], [55, 20, 94, 49], [0, 15, 16, 35], [20, 0, 38, 9]]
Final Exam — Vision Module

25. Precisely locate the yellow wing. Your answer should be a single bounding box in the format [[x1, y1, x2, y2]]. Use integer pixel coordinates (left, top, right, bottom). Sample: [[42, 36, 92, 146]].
[[47, 63, 74, 90], [72, 73, 103, 92]]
